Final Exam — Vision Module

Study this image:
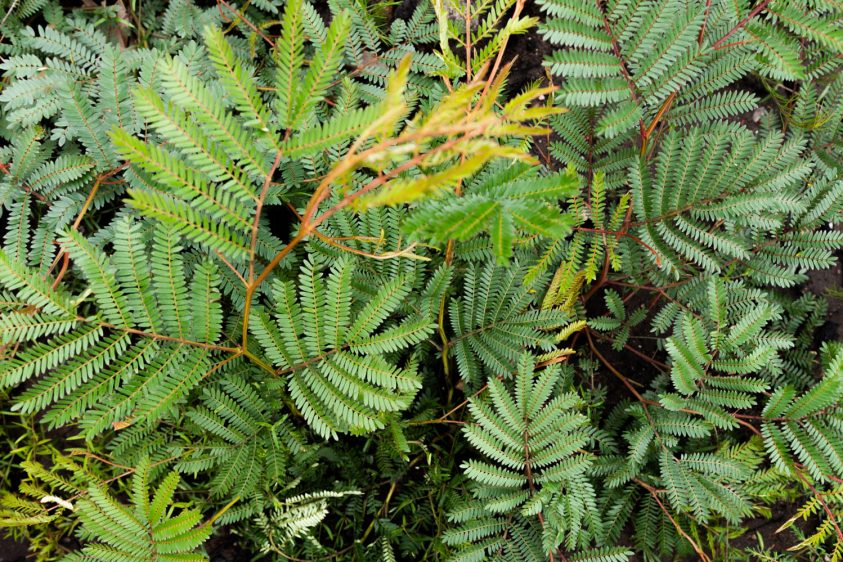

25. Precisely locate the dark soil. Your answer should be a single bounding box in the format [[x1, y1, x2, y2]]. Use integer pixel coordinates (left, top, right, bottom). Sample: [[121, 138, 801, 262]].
[[506, 1, 553, 93], [723, 508, 801, 556], [204, 535, 248, 562], [0, 532, 30, 562], [807, 232, 843, 341]]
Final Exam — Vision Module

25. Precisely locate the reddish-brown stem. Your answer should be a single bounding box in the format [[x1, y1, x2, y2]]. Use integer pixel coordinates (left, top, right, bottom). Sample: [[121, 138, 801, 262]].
[[605, 279, 703, 321], [524, 426, 561, 562], [44, 452, 192, 513], [581, 204, 637, 304], [409, 383, 491, 426], [640, 92, 676, 156], [249, 151, 283, 284], [711, 0, 771, 50], [314, 136, 469, 229], [51, 253, 69, 290], [52, 166, 125, 287], [733, 416, 763, 437], [593, 341, 764, 436], [596, 0, 645, 139], [241, 229, 306, 346], [70, 450, 134, 470], [215, 250, 248, 286], [714, 39, 755, 51], [591, 330, 669, 371], [575, 227, 662, 265], [0, 162, 47, 202], [464, 0, 472, 80], [635, 478, 713, 562], [479, 0, 526, 99], [586, 328, 648, 400], [698, 0, 713, 45], [73, 174, 106, 231], [240, 129, 474, 352], [794, 469, 843, 543], [95, 319, 242, 353], [216, 0, 276, 48]]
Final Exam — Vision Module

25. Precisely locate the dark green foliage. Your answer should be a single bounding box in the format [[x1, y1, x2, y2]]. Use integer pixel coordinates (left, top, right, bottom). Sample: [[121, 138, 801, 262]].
[[180, 377, 306, 501]]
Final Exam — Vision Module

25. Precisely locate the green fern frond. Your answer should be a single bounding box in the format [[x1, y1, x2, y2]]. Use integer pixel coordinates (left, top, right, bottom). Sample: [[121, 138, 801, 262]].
[[66, 459, 212, 561], [447, 353, 600, 558], [449, 261, 570, 387], [250, 255, 434, 439], [404, 164, 579, 264]]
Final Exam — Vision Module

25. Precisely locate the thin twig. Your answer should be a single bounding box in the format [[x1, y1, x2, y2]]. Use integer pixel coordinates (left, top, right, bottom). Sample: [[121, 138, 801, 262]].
[[215, 250, 248, 286], [216, 0, 276, 48], [479, 0, 526, 99], [596, 0, 645, 138], [0, 0, 20, 28], [635, 478, 712, 562], [794, 469, 843, 543], [249, 150, 284, 284], [51, 165, 126, 287], [711, 0, 771, 50], [575, 226, 662, 265]]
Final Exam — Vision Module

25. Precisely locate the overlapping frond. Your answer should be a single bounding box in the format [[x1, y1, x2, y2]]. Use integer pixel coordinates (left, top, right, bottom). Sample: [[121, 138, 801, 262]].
[[250, 255, 435, 439], [631, 124, 842, 283], [449, 261, 570, 388], [0, 219, 223, 437], [446, 354, 618, 560], [65, 459, 212, 561], [404, 163, 579, 264]]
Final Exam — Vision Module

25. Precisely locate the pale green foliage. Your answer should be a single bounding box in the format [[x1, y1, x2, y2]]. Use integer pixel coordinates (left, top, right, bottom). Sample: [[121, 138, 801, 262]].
[[0, 219, 218, 438], [538, 0, 842, 138], [659, 277, 791, 426], [630, 124, 842, 283], [449, 261, 571, 388], [762, 344, 843, 482], [254, 489, 361, 555]]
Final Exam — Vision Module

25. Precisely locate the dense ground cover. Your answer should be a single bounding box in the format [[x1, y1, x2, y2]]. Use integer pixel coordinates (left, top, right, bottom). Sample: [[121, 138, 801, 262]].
[[1, 0, 843, 560]]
